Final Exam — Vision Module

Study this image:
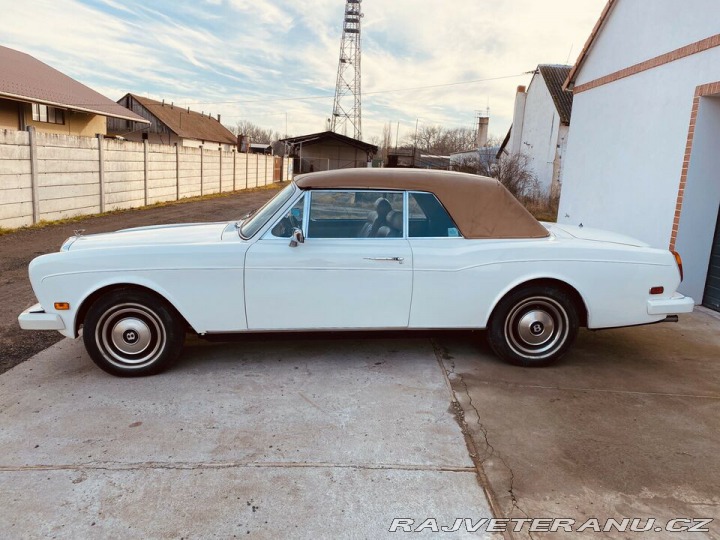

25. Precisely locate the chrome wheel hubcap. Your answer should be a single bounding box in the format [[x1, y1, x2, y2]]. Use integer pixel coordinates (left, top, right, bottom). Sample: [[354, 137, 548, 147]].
[[96, 303, 165, 368], [111, 317, 152, 355], [505, 296, 568, 359]]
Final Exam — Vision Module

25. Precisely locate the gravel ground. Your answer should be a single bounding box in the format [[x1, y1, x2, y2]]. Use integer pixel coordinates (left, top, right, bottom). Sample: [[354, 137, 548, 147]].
[[0, 185, 284, 375]]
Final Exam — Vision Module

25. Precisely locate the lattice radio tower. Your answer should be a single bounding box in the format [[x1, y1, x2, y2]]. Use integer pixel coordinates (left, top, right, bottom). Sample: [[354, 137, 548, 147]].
[[330, 0, 363, 140]]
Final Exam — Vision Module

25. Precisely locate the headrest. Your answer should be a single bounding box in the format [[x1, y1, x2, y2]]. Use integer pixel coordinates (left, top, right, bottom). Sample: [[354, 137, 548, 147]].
[[387, 210, 403, 230], [374, 198, 392, 217], [366, 211, 378, 223]]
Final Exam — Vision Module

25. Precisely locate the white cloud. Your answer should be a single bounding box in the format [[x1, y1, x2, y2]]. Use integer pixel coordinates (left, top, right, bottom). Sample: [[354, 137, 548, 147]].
[[0, 0, 606, 143]]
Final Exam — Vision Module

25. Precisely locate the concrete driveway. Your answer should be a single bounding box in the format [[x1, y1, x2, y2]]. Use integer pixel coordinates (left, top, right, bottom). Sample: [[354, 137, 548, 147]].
[[0, 335, 496, 539], [438, 310, 720, 539]]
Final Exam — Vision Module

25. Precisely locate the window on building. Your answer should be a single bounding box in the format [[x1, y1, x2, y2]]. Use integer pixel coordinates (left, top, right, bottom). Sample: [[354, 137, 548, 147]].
[[31, 104, 65, 124]]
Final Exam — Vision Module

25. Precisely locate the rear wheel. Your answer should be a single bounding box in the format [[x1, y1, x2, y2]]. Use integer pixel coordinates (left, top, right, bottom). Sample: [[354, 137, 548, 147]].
[[488, 285, 579, 367], [82, 290, 185, 377]]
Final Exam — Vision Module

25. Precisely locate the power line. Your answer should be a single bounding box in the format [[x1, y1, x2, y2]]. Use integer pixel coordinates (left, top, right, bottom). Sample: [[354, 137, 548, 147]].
[[171, 72, 529, 107]]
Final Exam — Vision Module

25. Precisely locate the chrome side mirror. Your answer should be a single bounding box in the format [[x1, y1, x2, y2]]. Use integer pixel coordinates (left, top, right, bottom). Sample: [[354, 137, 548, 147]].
[[289, 227, 305, 247]]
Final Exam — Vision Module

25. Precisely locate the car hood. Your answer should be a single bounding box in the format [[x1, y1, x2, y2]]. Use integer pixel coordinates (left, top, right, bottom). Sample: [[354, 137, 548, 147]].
[[63, 222, 230, 251], [546, 223, 649, 247]]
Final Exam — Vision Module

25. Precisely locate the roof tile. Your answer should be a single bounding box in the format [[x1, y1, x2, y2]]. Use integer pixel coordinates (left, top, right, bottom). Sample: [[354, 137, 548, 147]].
[[0, 46, 147, 123], [538, 65, 574, 124]]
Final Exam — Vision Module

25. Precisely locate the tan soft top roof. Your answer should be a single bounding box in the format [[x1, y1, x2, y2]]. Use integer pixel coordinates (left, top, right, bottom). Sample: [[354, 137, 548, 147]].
[[295, 168, 549, 239]]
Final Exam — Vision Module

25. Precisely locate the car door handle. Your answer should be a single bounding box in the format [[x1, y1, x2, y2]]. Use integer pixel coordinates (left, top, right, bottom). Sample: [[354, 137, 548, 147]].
[[364, 257, 404, 263]]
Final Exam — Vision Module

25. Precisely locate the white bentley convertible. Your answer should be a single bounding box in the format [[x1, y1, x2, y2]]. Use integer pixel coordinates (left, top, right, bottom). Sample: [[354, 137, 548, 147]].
[[19, 169, 694, 376]]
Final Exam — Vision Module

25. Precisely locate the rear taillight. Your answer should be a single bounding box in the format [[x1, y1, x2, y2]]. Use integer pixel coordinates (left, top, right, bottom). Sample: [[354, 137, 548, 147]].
[[671, 250, 684, 281]]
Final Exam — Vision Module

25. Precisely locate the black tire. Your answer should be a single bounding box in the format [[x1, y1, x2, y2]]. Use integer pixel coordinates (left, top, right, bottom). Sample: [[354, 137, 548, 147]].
[[82, 289, 185, 377], [487, 285, 579, 367]]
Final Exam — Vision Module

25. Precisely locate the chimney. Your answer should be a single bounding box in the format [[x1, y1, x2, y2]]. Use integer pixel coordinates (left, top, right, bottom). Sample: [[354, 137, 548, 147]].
[[509, 85, 527, 155], [476, 116, 489, 148], [187, 106, 190, 113], [171, 102, 174, 109], [162, 99, 165, 106], [217, 114, 221, 123]]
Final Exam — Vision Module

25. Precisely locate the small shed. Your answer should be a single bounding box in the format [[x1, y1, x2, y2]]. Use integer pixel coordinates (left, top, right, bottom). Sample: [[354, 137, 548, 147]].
[[280, 131, 377, 174]]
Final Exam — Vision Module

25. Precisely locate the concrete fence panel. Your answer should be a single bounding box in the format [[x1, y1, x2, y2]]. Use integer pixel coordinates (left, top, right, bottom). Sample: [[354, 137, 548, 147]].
[[221, 151, 235, 193], [201, 147, 221, 196], [0, 130, 32, 228], [33, 133, 101, 222], [0, 128, 283, 229], [178, 145, 202, 199], [104, 138, 147, 211]]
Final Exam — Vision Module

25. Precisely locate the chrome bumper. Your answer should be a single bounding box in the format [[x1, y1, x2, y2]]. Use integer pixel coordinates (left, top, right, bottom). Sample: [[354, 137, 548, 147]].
[[18, 303, 65, 331], [647, 293, 695, 316]]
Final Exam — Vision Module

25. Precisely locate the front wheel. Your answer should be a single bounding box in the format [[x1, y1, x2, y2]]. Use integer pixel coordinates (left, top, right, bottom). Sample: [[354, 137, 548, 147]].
[[487, 285, 579, 367], [83, 289, 185, 377]]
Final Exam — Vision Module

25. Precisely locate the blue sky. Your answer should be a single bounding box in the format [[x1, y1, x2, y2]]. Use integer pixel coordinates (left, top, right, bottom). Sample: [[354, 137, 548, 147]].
[[2, 0, 606, 144]]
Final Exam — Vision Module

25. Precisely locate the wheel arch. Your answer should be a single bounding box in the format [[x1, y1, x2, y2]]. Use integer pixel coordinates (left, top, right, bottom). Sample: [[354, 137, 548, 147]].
[[488, 277, 589, 328], [74, 283, 193, 336]]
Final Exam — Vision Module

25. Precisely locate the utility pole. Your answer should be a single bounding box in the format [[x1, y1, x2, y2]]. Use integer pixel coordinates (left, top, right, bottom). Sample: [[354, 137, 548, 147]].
[[330, 0, 363, 140]]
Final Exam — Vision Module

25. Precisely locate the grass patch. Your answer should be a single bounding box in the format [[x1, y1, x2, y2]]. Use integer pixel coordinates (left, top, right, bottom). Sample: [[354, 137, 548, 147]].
[[0, 182, 288, 235]]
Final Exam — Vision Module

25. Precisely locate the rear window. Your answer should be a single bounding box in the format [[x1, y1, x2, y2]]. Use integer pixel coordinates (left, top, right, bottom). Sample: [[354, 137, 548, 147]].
[[408, 192, 461, 238]]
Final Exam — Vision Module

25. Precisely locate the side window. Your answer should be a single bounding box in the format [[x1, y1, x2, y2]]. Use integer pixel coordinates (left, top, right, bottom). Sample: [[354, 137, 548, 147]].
[[408, 192, 461, 238], [308, 191, 404, 239], [269, 195, 305, 238]]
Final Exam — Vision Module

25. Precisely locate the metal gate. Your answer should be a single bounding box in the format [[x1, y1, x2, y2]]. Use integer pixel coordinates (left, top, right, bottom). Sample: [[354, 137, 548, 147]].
[[702, 206, 720, 311]]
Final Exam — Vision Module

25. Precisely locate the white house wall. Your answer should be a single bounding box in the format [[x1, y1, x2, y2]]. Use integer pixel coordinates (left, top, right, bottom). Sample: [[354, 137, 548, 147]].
[[558, 46, 720, 300], [674, 96, 720, 301], [576, 0, 720, 86], [517, 75, 561, 194]]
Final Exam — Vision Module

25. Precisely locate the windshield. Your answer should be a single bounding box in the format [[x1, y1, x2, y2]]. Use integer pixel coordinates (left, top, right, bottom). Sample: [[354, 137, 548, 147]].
[[239, 183, 297, 238]]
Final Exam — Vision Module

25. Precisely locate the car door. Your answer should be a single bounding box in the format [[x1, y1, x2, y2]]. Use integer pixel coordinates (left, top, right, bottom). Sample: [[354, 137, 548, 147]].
[[244, 189, 413, 330], [406, 191, 482, 328]]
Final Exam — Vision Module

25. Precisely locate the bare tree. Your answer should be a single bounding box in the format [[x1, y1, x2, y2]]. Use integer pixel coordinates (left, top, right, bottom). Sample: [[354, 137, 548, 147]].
[[405, 125, 480, 155], [228, 121, 281, 144], [454, 152, 540, 201]]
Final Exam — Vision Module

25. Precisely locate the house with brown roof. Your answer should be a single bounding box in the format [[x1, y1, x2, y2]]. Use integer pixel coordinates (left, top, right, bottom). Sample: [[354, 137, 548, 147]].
[[497, 64, 574, 198], [0, 45, 147, 136], [108, 94, 238, 151]]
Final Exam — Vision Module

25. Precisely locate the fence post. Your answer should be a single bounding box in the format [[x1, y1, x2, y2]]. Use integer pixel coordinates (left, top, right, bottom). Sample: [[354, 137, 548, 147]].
[[232, 150, 236, 191], [219, 148, 223, 193], [175, 143, 180, 201], [264, 155, 268, 185], [97, 134, 105, 213], [255, 154, 259, 187], [245, 151, 249, 189], [28, 126, 39, 224], [200, 145, 204, 196], [143, 139, 149, 206]]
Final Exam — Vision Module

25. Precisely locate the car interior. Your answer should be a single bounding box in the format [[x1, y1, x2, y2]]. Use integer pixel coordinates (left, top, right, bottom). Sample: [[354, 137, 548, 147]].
[[272, 190, 460, 239]]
